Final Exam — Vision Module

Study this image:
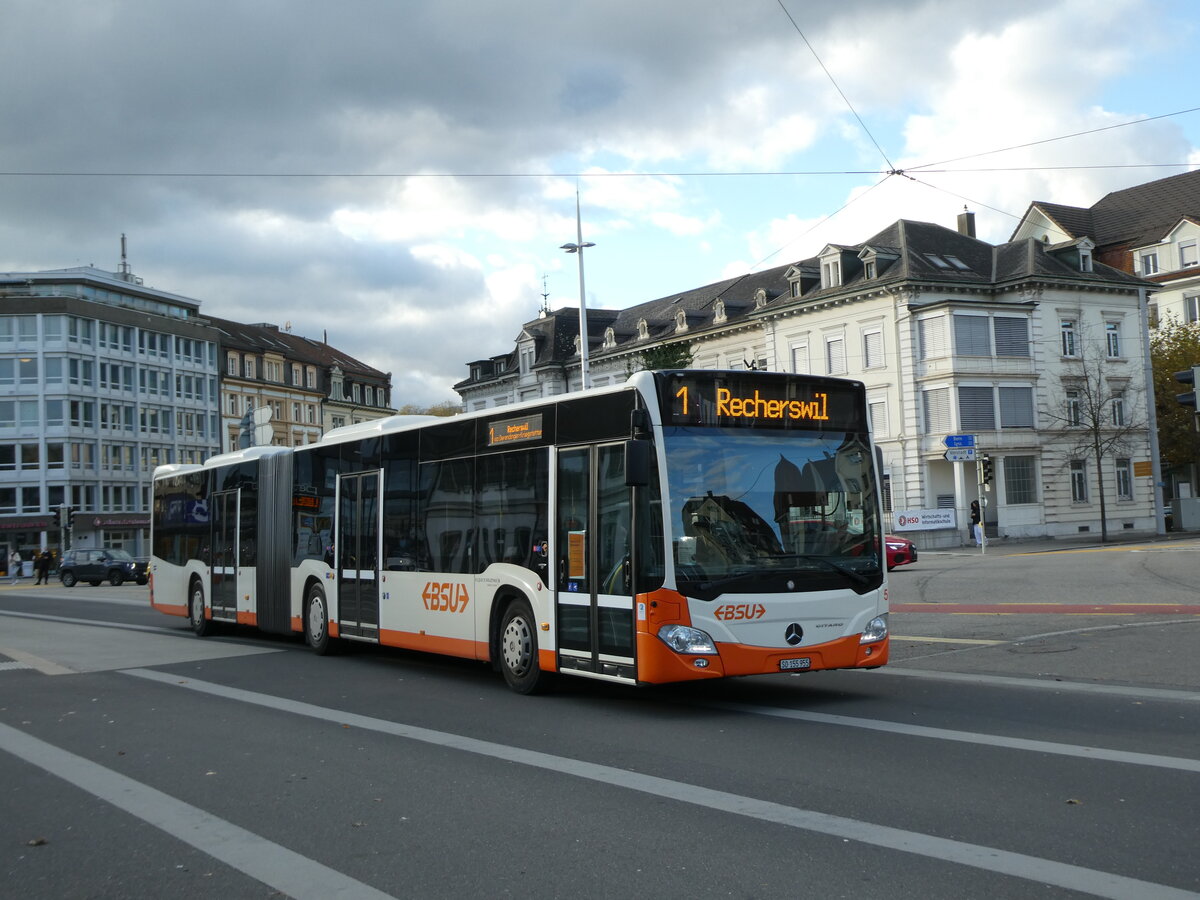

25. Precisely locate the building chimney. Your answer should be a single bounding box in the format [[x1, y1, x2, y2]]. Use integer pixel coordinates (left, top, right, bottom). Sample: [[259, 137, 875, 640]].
[[957, 208, 976, 238]]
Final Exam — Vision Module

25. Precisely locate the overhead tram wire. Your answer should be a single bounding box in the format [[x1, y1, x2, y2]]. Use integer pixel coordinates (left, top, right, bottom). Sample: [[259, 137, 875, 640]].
[[773, 0, 897, 175], [905, 104, 1200, 172]]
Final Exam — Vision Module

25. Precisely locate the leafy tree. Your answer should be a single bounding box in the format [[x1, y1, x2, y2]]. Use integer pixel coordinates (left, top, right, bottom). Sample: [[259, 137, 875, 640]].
[[1042, 333, 1147, 542], [396, 401, 463, 417], [1149, 316, 1200, 473], [630, 343, 694, 373]]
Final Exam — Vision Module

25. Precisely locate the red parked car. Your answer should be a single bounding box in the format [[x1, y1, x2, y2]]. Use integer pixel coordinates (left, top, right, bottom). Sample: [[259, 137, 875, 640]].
[[885, 535, 917, 570]]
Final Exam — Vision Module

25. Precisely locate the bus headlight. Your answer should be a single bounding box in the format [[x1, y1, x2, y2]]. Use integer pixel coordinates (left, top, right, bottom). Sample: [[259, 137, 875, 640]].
[[658, 624, 718, 655], [860, 615, 888, 644]]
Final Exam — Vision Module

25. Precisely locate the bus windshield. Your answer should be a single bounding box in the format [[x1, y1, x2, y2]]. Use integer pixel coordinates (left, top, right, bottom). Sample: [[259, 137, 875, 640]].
[[663, 426, 883, 599]]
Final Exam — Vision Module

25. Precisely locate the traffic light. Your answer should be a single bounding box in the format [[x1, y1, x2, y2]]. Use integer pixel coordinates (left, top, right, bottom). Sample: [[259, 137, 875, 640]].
[[52, 507, 61, 528], [1175, 365, 1200, 409], [981, 454, 994, 486], [65, 507, 74, 529]]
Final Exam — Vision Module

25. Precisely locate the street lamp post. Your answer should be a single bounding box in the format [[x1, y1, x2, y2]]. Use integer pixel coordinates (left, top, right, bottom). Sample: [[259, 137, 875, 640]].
[[560, 189, 594, 392]]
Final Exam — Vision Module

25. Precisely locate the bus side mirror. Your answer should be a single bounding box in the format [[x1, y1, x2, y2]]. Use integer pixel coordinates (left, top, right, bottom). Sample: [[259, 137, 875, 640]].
[[625, 439, 650, 487]]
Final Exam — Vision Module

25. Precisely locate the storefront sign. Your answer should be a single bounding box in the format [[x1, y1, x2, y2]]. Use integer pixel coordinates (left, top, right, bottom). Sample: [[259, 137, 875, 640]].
[[893, 508, 957, 531]]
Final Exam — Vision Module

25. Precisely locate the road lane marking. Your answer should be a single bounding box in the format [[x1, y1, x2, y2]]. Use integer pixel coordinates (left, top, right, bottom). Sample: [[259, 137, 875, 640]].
[[891, 635, 1006, 645], [0, 647, 74, 675], [891, 603, 1200, 615], [711, 702, 1200, 773], [119, 668, 1199, 900], [0, 721, 397, 900], [877, 667, 1200, 703]]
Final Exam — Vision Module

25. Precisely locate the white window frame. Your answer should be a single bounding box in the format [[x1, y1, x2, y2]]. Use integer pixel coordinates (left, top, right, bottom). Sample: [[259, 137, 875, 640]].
[[1061, 319, 1078, 357], [1139, 250, 1159, 275], [1070, 459, 1088, 503], [825, 335, 846, 375], [1115, 458, 1133, 501], [1179, 240, 1197, 269], [1105, 321, 1122, 358], [790, 342, 809, 375], [862, 329, 884, 369]]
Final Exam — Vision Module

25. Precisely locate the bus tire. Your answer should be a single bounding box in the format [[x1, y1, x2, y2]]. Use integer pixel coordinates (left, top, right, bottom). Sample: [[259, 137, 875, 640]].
[[189, 579, 213, 637], [305, 584, 334, 655], [498, 599, 544, 694]]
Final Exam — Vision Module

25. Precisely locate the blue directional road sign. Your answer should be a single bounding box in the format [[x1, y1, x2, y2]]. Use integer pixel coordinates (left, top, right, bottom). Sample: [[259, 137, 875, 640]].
[[943, 434, 976, 448]]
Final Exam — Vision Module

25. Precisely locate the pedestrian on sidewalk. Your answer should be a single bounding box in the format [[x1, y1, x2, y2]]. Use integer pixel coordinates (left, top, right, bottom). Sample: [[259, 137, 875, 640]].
[[8, 549, 21, 585], [970, 500, 982, 546], [34, 551, 51, 584]]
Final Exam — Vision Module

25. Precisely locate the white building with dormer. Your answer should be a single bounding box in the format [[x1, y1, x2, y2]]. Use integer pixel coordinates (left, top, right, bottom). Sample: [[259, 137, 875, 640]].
[[457, 212, 1157, 546]]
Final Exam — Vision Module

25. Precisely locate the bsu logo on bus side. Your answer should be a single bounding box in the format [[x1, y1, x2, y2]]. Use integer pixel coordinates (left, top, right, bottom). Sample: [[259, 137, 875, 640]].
[[422, 581, 471, 613]]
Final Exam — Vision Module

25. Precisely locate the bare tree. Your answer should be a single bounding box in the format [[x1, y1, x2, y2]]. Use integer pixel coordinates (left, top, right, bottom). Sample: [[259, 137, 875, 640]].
[[1042, 330, 1147, 542]]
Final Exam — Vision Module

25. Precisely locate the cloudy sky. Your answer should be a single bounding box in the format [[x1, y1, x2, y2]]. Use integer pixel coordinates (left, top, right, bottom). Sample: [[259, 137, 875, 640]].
[[2, 0, 1198, 405]]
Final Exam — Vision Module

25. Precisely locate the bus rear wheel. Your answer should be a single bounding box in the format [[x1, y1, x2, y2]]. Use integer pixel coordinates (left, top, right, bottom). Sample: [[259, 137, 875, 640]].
[[305, 584, 334, 655], [499, 599, 545, 694], [189, 579, 213, 637]]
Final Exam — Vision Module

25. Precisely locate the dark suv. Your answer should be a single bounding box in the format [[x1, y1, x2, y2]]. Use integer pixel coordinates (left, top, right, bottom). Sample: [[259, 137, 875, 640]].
[[58, 549, 149, 587]]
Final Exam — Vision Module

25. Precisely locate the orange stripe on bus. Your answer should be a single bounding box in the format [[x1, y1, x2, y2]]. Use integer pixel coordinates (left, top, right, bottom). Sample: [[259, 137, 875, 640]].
[[378, 628, 487, 661]]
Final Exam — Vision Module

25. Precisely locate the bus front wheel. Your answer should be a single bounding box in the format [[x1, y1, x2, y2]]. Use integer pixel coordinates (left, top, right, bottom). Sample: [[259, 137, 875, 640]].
[[499, 599, 544, 694], [189, 580, 213, 637], [305, 584, 333, 655]]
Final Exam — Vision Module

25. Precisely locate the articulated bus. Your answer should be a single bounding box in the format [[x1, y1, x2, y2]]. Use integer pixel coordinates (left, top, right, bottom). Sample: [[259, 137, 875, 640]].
[[150, 370, 889, 693]]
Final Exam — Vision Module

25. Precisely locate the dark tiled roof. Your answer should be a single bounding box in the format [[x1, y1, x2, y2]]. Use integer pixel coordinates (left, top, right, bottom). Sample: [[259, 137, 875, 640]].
[[1015, 169, 1200, 248], [457, 215, 1152, 388], [207, 316, 388, 379]]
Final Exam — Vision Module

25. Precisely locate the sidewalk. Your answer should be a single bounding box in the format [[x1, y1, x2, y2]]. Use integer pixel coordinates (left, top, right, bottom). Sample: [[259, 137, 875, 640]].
[[936, 530, 1198, 557]]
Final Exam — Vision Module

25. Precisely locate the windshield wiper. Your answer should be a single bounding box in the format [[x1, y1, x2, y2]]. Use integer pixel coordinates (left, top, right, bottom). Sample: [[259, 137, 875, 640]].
[[766, 553, 875, 587]]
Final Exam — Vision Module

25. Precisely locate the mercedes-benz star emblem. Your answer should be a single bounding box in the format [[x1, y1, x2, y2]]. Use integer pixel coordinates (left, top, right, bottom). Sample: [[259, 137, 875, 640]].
[[784, 623, 803, 645]]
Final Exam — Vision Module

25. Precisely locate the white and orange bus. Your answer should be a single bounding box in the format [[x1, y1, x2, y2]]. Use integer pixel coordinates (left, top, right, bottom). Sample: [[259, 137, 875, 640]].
[[150, 370, 889, 692]]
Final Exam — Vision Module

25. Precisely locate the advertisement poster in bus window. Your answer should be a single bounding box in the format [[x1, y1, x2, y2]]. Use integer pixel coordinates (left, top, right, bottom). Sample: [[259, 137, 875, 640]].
[[567, 530, 586, 580]]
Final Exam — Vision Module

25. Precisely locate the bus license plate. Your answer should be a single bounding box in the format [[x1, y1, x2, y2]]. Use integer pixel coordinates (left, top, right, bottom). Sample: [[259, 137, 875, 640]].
[[779, 657, 811, 671]]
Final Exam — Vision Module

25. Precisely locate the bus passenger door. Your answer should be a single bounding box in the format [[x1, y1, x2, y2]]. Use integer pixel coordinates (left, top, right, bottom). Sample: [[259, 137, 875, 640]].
[[337, 470, 381, 639], [555, 444, 635, 683], [210, 490, 238, 620]]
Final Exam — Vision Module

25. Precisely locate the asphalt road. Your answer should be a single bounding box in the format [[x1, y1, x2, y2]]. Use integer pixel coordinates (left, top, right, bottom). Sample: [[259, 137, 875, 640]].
[[1, 544, 1197, 899]]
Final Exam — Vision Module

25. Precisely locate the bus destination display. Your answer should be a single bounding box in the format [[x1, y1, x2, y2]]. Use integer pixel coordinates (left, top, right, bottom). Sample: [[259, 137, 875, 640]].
[[659, 372, 866, 431], [487, 413, 544, 447]]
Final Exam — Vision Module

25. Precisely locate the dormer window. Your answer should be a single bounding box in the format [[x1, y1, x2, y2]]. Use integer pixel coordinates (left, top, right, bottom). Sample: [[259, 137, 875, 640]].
[[864, 260, 876, 279], [1079, 249, 1092, 272], [821, 259, 841, 288], [603, 327, 616, 349], [754, 288, 768, 309], [713, 299, 726, 324], [637, 318, 649, 340], [1180, 240, 1197, 268], [674, 309, 688, 333], [1139, 251, 1159, 275]]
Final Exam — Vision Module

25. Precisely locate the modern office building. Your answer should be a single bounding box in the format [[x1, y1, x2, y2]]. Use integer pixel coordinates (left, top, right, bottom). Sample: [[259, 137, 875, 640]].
[[0, 265, 221, 561]]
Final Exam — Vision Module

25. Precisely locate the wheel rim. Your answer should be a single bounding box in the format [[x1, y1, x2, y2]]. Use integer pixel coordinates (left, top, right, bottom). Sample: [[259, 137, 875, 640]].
[[502, 614, 533, 677], [308, 594, 326, 642], [190, 587, 204, 627]]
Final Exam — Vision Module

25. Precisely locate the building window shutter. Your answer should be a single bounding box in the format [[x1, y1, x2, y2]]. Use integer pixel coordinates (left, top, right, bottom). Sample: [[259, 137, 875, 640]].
[[998, 386, 1035, 427], [919, 316, 947, 359], [923, 387, 951, 432], [993, 317, 1030, 357], [957, 386, 995, 429], [953, 315, 989, 356]]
